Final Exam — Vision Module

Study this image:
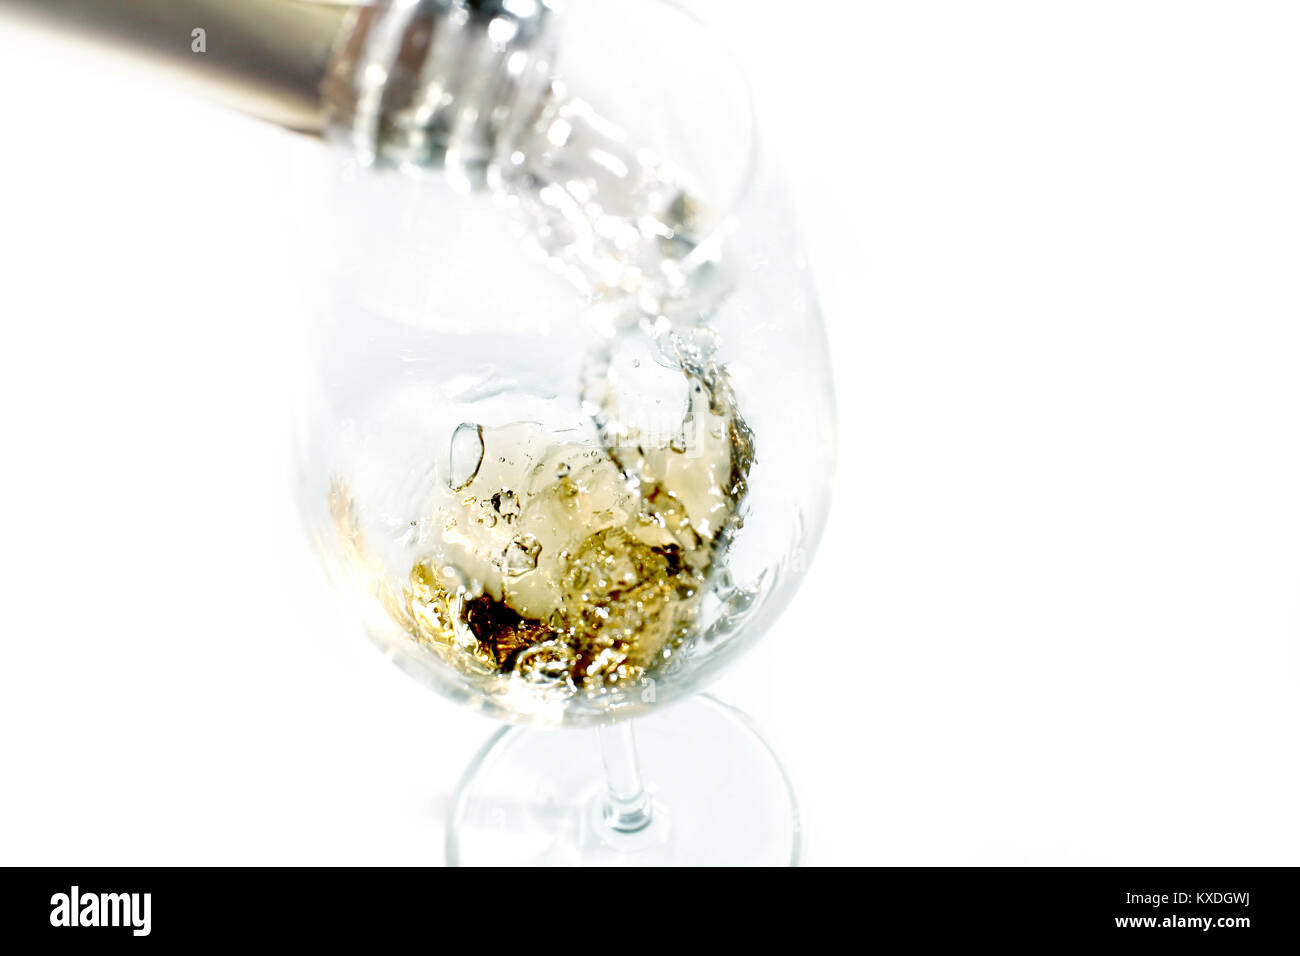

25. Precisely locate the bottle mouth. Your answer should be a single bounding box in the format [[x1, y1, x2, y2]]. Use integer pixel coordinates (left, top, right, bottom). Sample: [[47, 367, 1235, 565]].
[[321, 0, 759, 310], [321, 0, 559, 177]]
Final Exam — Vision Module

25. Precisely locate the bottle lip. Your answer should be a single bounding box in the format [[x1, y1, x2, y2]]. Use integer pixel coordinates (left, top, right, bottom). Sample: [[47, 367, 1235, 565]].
[[321, 0, 559, 171], [322, 2, 756, 187], [321, 0, 759, 296]]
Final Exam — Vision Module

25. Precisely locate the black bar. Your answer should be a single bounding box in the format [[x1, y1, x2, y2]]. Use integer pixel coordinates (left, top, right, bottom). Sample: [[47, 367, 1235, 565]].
[[3, 867, 1291, 943]]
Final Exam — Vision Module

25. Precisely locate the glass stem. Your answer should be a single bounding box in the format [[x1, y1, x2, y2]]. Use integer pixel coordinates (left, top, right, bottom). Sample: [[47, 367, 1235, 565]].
[[597, 722, 653, 833]]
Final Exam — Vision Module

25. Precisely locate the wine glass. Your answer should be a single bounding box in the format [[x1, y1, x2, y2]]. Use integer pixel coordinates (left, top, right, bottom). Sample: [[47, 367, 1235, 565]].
[[292, 0, 834, 865]]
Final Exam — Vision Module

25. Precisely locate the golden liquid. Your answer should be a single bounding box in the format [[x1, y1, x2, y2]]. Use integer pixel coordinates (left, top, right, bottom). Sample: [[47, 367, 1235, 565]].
[[329, 334, 753, 697]]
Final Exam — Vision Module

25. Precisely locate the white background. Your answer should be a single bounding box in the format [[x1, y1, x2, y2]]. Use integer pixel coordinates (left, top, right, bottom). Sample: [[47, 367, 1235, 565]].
[[1, 1, 1297, 865]]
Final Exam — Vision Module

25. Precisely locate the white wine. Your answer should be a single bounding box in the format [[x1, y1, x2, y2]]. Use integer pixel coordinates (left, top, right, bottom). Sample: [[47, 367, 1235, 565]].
[[329, 328, 753, 701]]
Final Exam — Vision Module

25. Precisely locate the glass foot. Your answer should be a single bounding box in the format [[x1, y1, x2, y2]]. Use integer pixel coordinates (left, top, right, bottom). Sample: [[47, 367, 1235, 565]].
[[446, 695, 800, 866]]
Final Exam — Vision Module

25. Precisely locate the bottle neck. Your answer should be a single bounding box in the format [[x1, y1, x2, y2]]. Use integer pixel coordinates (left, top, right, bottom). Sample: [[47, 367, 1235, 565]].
[[2, 0, 349, 132]]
